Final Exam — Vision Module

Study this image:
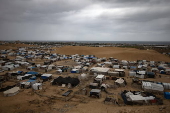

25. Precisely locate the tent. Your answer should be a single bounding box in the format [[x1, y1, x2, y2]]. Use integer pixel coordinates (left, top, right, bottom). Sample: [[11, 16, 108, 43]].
[[90, 67, 110, 74], [94, 74, 105, 83], [71, 69, 80, 73], [142, 81, 164, 92], [113, 65, 120, 69], [30, 76, 36, 80], [32, 83, 42, 90], [78, 73, 88, 80], [89, 83, 98, 89], [52, 76, 80, 87], [162, 83, 170, 89], [41, 74, 52, 80], [115, 78, 125, 86], [3, 87, 20, 97], [27, 71, 38, 75], [129, 71, 136, 77], [90, 89, 101, 98], [147, 72, 155, 78], [164, 92, 170, 99]]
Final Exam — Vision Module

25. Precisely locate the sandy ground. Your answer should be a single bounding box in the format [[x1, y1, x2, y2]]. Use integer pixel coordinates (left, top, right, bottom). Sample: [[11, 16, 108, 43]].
[[52, 46, 170, 62], [0, 44, 170, 113], [1, 68, 170, 113]]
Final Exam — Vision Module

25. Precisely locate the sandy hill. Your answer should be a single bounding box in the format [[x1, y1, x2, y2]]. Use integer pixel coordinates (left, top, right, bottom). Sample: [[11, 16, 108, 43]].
[[52, 46, 170, 62]]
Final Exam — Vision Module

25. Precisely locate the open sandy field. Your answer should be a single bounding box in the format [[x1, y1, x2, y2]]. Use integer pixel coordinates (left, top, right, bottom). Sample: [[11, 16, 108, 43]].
[[52, 46, 170, 62]]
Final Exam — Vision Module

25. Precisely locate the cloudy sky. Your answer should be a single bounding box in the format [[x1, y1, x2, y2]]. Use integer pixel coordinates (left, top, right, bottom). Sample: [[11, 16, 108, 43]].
[[0, 0, 170, 41]]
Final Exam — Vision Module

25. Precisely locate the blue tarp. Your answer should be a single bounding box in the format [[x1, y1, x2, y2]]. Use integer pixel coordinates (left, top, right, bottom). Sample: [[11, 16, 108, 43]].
[[160, 71, 166, 74], [27, 71, 38, 75], [71, 71, 77, 73], [17, 71, 23, 74], [30, 76, 36, 80], [85, 57, 96, 59], [2, 52, 7, 54], [41, 76, 48, 79], [158, 66, 164, 70], [130, 66, 137, 69], [164, 92, 170, 99], [27, 80, 36, 83]]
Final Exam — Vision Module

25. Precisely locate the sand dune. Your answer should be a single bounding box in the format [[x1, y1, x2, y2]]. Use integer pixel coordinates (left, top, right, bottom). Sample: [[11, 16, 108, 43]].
[[52, 46, 170, 62]]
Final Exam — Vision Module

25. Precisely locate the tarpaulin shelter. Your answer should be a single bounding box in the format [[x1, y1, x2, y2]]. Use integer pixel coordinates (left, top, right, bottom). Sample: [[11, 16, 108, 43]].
[[3, 87, 20, 97], [164, 92, 170, 99], [26, 71, 38, 75], [52, 76, 80, 87]]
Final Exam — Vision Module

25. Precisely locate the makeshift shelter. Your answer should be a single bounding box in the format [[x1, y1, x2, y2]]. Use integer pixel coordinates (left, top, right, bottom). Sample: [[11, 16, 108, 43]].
[[147, 72, 155, 78], [3, 87, 20, 97], [142, 81, 164, 92], [130, 66, 137, 70], [56, 69, 62, 73], [160, 70, 166, 74], [32, 83, 42, 90], [108, 71, 119, 76], [136, 71, 146, 79], [151, 68, 159, 73], [165, 68, 170, 75], [115, 78, 125, 86], [90, 67, 110, 75], [94, 74, 105, 83], [71, 69, 80, 73], [30, 76, 37, 80], [52, 76, 80, 87], [20, 82, 31, 89], [115, 69, 125, 77], [113, 65, 120, 69], [26, 71, 38, 75], [164, 92, 170, 99], [121, 60, 128, 66], [89, 83, 98, 89], [41, 74, 52, 81], [129, 71, 136, 77], [89, 89, 101, 98], [162, 83, 170, 89], [78, 73, 88, 80], [2, 65, 14, 71]]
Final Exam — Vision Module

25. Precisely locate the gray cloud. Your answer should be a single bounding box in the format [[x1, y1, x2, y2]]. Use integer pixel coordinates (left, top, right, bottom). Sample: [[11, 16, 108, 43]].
[[0, 0, 170, 41]]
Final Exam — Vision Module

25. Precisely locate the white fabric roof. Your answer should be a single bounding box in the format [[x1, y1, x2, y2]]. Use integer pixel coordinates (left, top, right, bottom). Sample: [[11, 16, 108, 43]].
[[91, 67, 110, 72], [41, 74, 52, 77], [115, 78, 124, 84], [3, 87, 20, 95]]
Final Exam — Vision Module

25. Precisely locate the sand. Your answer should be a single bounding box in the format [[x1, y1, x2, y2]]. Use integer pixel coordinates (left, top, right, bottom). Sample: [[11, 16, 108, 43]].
[[52, 46, 170, 62], [0, 44, 170, 113]]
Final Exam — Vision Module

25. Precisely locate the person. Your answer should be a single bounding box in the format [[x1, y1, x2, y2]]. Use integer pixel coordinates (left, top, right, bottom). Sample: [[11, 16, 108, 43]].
[[159, 75, 161, 78]]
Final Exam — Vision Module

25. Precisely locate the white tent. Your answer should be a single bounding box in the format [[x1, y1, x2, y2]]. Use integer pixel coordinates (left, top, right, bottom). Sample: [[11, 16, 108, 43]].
[[32, 83, 42, 90], [129, 71, 136, 77], [113, 65, 120, 69], [3, 87, 20, 97], [90, 67, 110, 74], [142, 81, 164, 92], [162, 83, 170, 89], [115, 78, 124, 84], [78, 73, 88, 80]]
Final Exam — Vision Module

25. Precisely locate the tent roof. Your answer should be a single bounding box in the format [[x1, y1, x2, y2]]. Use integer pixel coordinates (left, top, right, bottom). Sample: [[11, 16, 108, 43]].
[[91, 67, 110, 72], [3, 87, 20, 95]]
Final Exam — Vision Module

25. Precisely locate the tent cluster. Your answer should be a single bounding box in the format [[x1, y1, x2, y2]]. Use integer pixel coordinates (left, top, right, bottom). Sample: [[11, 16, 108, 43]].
[[0, 41, 170, 108]]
